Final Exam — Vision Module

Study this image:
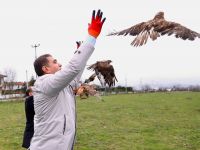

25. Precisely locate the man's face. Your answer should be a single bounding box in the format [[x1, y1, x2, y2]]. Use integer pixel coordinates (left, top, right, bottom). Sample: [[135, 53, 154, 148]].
[[42, 56, 62, 74]]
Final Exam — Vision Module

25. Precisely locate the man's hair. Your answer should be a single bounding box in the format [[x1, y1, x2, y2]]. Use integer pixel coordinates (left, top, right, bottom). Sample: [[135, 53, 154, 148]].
[[34, 54, 52, 76]]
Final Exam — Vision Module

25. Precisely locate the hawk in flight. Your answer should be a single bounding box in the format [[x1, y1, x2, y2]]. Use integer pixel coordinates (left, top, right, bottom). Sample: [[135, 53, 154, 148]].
[[87, 60, 118, 87], [107, 11, 200, 47]]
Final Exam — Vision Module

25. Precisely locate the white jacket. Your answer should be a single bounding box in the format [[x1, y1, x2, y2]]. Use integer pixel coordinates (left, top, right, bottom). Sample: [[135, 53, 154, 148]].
[[30, 42, 95, 150]]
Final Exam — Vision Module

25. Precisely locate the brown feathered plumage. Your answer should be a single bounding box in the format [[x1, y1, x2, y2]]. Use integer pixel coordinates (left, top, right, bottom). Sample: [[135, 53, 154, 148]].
[[74, 84, 89, 99], [87, 60, 118, 87], [107, 11, 200, 47], [84, 73, 96, 84], [74, 83, 102, 100]]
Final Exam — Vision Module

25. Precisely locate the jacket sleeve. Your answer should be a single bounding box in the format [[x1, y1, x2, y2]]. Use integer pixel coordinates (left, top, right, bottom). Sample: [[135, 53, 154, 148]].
[[69, 68, 84, 89], [69, 35, 96, 89], [36, 42, 95, 97]]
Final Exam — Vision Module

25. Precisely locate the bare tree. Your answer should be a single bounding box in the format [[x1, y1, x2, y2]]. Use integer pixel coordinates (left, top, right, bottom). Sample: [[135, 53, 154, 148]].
[[3, 68, 17, 93]]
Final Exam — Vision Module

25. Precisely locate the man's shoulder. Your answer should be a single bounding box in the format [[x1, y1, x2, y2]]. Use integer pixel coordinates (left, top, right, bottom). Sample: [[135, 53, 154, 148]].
[[35, 74, 53, 84], [32, 74, 53, 92]]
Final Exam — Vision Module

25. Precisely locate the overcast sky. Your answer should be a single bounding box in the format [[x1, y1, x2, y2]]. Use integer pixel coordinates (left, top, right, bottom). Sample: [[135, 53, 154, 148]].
[[0, 0, 200, 87]]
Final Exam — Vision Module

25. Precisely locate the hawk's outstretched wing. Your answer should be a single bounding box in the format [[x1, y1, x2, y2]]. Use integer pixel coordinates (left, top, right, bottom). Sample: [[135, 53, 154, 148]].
[[87, 60, 118, 87], [84, 73, 96, 84], [107, 11, 200, 47]]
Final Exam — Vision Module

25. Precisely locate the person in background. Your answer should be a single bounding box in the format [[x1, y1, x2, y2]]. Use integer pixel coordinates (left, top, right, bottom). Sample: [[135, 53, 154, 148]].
[[29, 9, 106, 150], [22, 86, 35, 149]]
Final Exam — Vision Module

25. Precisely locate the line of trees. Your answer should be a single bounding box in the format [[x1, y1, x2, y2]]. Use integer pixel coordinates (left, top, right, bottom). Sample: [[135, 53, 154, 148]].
[[97, 85, 133, 93], [136, 84, 200, 92], [95, 84, 200, 94], [1, 67, 200, 97]]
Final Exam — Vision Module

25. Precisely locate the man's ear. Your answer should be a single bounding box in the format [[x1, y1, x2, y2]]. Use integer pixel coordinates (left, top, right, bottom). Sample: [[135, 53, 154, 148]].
[[42, 66, 49, 74]]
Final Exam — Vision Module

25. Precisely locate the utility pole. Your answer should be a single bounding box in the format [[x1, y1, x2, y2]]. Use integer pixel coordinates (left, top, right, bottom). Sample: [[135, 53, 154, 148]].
[[125, 76, 127, 93], [140, 78, 143, 91], [26, 70, 28, 89], [31, 43, 40, 78], [31, 43, 40, 60]]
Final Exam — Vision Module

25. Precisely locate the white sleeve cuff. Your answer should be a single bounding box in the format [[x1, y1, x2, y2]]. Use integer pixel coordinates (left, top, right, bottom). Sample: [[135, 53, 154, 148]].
[[85, 35, 96, 46]]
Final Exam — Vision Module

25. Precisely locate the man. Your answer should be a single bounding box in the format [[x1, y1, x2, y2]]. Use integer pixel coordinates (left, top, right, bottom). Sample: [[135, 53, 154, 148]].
[[22, 87, 35, 149], [29, 9, 106, 150]]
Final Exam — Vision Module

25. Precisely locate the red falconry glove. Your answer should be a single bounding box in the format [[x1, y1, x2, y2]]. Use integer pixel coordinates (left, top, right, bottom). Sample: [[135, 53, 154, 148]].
[[88, 9, 106, 38]]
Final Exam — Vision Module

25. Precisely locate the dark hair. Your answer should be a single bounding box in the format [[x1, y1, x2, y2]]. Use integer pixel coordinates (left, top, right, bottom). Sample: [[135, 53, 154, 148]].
[[25, 87, 33, 97], [34, 54, 52, 76]]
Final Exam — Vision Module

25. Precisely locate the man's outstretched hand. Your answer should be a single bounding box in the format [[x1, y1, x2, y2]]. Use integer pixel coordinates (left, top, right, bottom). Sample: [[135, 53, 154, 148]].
[[88, 9, 106, 38]]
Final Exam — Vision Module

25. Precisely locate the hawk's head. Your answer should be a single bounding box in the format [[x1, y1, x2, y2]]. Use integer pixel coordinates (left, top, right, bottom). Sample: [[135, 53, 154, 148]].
[[154, 11, 164, 20], [107, 60, 112, 64]]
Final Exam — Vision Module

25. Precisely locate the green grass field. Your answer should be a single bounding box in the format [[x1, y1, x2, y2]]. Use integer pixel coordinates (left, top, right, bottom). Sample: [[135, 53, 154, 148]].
[[0, 92, 200, 150]]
